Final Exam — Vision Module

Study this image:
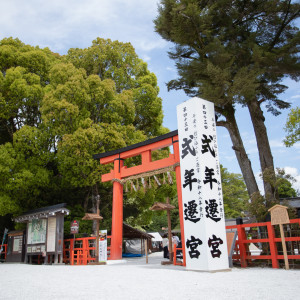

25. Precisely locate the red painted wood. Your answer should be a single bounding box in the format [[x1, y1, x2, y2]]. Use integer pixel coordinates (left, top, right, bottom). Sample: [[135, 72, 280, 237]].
[[245, 255, 272, 259], [267, 222, 279, 268], [98, 135, 180, 260], [141, 150, 151, 164], [102, 170, 115, 182], [121, 155, 176, 178], [99, 136, 177, 165], [174, 141, 186, 267], [242, 238, 269, 243], [101, 155, 176, 182], [110, 158, 124, 260], [237, 225, 248, 267], [63, 236, 112, 264]]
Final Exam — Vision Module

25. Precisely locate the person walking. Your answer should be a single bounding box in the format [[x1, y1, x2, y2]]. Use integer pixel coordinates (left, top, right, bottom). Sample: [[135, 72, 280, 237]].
[[162, 234, 169, 258]]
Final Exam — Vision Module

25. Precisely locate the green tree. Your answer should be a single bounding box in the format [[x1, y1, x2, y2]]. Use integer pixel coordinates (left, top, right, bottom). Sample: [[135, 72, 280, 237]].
[[0, 37, 60, 143], [221, 165, 248, 218], [276, 168, 297, 198], [65, 38, 165, 137], [278, 178, 297, 198], [0, 37, 166, 232], [247, 167, 298, 220], [154, 0, 300, 207], [0, 38, 61, 216], [284, 107, 300, 147]]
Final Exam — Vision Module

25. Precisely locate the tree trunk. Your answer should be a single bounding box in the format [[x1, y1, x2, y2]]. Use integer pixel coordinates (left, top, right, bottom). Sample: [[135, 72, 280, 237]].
[[92, 185, 100, 234], [92, 194, 97, 234], [247, 100, 277, 204], [216, 104, 259, 198]]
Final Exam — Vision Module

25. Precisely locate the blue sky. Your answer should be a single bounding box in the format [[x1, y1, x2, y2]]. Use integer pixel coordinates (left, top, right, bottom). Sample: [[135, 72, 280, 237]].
[[1, 0, 299, 192]]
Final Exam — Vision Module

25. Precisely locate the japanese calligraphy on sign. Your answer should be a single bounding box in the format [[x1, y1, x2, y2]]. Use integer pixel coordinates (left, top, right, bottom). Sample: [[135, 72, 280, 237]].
[[177, 97, 229, 271]]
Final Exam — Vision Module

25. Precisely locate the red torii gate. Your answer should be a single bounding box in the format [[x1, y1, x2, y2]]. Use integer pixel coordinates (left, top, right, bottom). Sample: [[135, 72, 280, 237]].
[[94, 130, 186, 263]]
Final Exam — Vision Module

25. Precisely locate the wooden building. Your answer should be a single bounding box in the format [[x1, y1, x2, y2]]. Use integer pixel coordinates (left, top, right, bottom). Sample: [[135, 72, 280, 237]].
[[14, 203, 69, 264], [5, 230, 26, 263]]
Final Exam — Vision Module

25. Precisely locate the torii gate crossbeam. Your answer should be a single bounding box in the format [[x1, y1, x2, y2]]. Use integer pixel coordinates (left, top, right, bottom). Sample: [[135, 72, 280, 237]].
[[94, 130, 186, 263]]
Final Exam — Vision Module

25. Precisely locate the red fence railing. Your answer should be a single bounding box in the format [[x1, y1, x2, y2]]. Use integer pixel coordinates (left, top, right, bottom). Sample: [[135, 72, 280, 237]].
[[173, 244, 184, 266], [63, 236, 111, 265], [226, 219, 300, 268]]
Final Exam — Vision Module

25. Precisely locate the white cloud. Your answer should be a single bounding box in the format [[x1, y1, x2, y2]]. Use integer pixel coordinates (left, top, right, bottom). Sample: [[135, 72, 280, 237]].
[[283, 166, 298, 177], [255, 171, 264, 194], [246, 147, 259, 155], [166, 66, 176, 72], [282, 167, 300, 192], [270, 139, 285, 148], [291, 95, 300, 99], [135, 40, 168, 52], [142, 54, 151, 62], [0, 0, 165, 54], [224, 155, 236, 162], [247, 138, 257, 145]]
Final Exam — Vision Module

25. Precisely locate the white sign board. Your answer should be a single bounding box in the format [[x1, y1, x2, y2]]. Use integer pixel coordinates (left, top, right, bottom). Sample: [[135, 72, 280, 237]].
[[177, 97, 229, 271], [99, 230, 107, 262], [47, 217, 57, 252]]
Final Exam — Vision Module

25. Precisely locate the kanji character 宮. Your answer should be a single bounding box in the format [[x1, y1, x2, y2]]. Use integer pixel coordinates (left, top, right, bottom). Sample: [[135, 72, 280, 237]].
[[186, 236, 203, 259], [208, 235, 223, 258]]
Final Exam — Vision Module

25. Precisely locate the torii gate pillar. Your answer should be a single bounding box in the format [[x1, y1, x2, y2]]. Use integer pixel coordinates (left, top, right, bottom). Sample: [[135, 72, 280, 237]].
[[111, 158, 124, 260]]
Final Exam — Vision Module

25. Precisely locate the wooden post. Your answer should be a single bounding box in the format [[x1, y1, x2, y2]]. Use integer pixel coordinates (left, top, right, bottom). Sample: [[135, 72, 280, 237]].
[[236, 225, 248, 268], [166, 197, 173, 262], [279, 224, 289, 270], [145, 239, 148, 264], [268, 204, 290, 269], [95, 197, 100, 263]]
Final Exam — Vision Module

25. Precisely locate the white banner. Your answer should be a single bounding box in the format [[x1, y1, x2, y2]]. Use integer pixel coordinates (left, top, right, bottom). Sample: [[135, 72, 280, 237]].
[[99, 230, 107, 262], [177, 97, 228, 271]]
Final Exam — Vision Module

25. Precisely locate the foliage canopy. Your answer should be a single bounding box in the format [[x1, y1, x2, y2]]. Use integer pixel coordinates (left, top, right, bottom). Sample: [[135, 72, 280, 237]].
[[0, 37, 166, 232], [284, 107, 300, 147]]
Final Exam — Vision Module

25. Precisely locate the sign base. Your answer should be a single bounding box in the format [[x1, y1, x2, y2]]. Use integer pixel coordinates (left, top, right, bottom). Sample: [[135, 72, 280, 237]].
[[88, 262, 107, 265], [187, 268, 231, 273]]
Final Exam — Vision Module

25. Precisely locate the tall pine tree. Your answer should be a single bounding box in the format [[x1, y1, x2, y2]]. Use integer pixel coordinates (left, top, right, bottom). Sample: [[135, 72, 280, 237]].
[[155, 0, 300, 205]]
